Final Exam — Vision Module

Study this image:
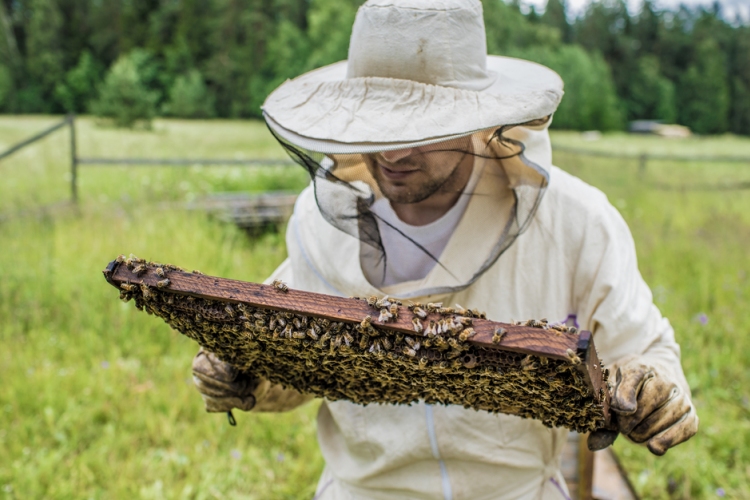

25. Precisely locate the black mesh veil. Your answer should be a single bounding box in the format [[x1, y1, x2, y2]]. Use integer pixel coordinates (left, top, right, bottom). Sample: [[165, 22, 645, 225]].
[[269, 119, 551, 297]]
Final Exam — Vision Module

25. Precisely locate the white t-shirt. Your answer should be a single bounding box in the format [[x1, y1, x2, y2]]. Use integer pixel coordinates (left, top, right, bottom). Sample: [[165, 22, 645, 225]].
[[363, 159, 484, 287]]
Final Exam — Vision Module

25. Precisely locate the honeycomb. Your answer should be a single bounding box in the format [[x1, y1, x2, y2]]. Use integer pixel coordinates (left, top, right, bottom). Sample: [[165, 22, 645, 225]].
[[108, 256, 608, 433]]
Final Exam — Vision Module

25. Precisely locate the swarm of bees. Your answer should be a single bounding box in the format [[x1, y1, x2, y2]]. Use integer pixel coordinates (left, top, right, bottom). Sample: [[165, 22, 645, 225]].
[[112, 258, 607, 433]]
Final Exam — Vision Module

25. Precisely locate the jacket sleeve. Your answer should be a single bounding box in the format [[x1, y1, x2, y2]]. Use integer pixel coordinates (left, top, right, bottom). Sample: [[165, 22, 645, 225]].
[[572, 200, 690, 394], [248, 257, 315, 412]]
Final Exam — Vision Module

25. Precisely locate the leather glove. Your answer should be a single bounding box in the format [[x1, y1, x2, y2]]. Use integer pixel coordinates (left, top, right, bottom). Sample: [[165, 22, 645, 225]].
[[588, 360, 698, 455], [192, 349, 258, 413]]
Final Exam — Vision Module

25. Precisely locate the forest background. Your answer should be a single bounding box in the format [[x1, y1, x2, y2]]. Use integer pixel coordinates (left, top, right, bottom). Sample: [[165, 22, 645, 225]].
[[0, 0, 749, 135]]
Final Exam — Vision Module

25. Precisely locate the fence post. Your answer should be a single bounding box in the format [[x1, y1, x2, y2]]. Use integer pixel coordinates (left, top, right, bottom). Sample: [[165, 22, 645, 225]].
[[638, 153, 647, 180], [69, 114, 78, 203]]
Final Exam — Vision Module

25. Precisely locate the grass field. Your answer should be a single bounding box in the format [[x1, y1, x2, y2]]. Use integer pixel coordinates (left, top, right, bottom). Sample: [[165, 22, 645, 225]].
[[1, 116, 749, 499]]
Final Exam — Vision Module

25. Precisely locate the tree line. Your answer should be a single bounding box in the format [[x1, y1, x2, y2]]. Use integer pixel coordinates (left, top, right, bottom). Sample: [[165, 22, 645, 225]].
[[0, 0, 748, 134]]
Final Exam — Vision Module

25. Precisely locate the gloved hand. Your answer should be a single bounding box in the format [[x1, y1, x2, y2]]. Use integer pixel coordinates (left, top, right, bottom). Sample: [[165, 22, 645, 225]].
[[192, 348, 258, 413], [588, 360, 698, 455]]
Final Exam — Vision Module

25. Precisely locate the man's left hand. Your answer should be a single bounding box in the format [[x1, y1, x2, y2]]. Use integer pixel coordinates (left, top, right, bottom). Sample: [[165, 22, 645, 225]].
[[589, 360, 698, 455]]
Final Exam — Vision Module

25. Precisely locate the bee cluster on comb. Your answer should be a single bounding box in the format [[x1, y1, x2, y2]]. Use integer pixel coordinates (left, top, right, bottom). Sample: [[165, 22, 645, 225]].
[[105, 255, 610, 433]]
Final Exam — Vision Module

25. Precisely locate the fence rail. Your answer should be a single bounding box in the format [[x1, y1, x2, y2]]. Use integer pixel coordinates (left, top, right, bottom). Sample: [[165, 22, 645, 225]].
[[2, 116, 750, 204], [552, 144, 750, 163], [76, 158, 294, 166]]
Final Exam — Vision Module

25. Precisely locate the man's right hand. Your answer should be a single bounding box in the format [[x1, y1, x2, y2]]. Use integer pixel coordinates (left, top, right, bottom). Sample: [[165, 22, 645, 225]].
[[192, 349, 258, 413]]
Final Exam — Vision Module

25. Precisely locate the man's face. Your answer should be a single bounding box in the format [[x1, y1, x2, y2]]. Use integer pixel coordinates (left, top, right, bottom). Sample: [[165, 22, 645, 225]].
[[363, 137, 473, 204]]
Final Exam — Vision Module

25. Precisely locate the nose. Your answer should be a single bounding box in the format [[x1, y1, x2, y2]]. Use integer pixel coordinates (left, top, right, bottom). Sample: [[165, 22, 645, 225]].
[[380, 148, 413, 163]]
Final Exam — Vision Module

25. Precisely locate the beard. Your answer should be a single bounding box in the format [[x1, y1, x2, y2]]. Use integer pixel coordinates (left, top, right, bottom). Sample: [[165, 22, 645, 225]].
[[368, 151, 469, 204]]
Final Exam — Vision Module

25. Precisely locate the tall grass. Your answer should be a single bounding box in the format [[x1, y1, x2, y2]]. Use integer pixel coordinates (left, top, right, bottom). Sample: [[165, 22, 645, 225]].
[[1, 117, 749, 498]]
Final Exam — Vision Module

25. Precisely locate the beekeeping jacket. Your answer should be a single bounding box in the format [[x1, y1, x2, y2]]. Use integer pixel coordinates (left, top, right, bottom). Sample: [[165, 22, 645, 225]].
[[246, 1, 691, 497], [246, 124, 691, 500]]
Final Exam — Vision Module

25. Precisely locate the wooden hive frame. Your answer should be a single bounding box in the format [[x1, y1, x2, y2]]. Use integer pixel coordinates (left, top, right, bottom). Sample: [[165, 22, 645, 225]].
[[103, 257, 612, 433]]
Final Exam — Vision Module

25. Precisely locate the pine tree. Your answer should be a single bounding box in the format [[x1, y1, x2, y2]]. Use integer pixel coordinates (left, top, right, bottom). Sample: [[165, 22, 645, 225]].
[[677, 38, 729, 134]]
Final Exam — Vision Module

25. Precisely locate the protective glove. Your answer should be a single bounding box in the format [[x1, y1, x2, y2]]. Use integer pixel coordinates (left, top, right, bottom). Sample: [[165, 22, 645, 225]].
[[588, 360, 698, 455], [192, 348, 258, 413]]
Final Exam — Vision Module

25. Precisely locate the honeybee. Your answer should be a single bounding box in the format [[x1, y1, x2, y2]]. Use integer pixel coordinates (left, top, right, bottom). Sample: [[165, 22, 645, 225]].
[[381, 337, 393, 350], [277, 317, 287, 328], [120, 282, 137, 292], [423, 320, 436, 336], [426, 302, 443, 312], [378, 308, 393, 323], [360, 315, 372, 329], [319, 332, 331, 346], [389, 303, 399, 319], [412, 306, 428, 319], [565, 348, 582, 365], [224, 305, 236, 318], [458, 327, 476, 342], [132, 264, 147, 276], [292, 330, 306, 339], [359, 333, 370, 349], [342, 331, 354, 347], [367, 296, 378, 308], [492, 327, 507, 344], [411, 317, 423, 333], [192, 270, 204, 275], [375, 296, 391, 309], [369, 340, 382, 354], [404, 337, 420, 351], [156, 278, 170, 288], [155, 267, 165, 278], [140, 284, 152, 299], [115, 254, 126, 264], [404, 347, 417, 357], [283, 324, 293, 338], [271, 279, 289, 292]]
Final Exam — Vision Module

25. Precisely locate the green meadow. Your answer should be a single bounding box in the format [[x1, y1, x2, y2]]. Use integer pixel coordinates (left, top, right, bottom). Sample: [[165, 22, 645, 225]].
[[1, 117, 748, 499]]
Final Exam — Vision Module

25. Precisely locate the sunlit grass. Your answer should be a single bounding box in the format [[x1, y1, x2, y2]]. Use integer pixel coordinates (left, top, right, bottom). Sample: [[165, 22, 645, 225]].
[[1, 118, 749, 498]]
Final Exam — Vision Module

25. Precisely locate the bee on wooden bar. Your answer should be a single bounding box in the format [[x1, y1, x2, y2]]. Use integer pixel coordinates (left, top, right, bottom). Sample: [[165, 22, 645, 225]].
[[155, 267, 166, 278], [566, 349, 582, 365], [271, 279, 289, 292], [410, 317, 423, 333], [378, 308, 393, 323], [375, 296, 390, 309], [412, 306, 428, 319], [116, 254, 126, 264], [120, 282, 137, 292], [132, 264, 147, 276], [426, 302, 443, 313], [367, 296, 378, 308], [389, 303, 399, 319], [157, 278, 170, 288], [492, 327, 506, 344], [458, 328, 476, 342]]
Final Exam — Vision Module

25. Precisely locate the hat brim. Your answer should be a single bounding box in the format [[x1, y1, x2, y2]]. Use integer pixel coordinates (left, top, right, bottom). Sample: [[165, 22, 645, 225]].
[[262, 56, 563, 154]]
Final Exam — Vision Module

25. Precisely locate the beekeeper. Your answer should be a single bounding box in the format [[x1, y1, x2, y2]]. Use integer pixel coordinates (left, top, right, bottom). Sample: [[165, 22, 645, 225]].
[[191, 0, 698, 498]]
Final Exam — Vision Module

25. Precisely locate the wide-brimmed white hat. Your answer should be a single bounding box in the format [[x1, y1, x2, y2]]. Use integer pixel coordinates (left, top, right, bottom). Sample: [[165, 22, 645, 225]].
[[262, 0, 563, 154]]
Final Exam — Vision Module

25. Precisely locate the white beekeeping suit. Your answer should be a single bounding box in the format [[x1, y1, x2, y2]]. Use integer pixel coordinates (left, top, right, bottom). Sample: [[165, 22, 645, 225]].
[[192, 1, 698, 498]]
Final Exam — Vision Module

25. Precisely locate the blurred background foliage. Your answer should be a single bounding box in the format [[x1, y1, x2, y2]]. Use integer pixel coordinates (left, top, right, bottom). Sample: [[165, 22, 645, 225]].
[[0, 0, 749, 133]]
